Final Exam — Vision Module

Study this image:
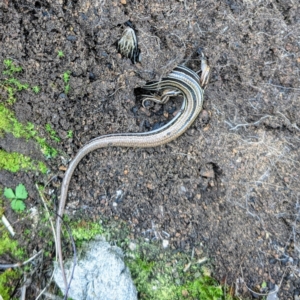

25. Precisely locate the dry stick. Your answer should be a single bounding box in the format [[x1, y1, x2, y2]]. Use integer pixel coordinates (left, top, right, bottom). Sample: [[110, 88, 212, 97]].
[[1, 214, 15, 236], [226, 115, 271, 131], [33, 184, 57, 300], [20, 284, 26, 300], [36, 184, 77, 300], [0, 250, 43, 269], [36, 184, 57, 260], [57, 214, 77, 300]]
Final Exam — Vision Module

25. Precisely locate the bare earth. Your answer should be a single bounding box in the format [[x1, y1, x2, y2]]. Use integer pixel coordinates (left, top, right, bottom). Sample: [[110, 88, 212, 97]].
[[1, 0, 300, 298]]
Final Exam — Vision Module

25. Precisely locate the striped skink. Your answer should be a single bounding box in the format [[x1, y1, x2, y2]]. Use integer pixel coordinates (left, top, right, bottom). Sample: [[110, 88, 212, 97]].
[[56, 55, 210, 292]]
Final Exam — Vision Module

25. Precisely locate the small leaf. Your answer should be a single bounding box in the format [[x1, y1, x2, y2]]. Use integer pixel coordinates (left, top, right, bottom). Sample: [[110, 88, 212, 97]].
[[11, 199, 26, 211], [4, 187, 15, 199], [15, 184, 28, 200]]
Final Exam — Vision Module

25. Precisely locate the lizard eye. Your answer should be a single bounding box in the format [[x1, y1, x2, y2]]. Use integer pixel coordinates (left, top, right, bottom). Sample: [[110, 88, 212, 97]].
[[118, 27, 141, 64]]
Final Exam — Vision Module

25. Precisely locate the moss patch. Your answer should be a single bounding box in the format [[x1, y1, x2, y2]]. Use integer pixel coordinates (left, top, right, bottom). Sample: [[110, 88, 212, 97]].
[[0, 149, 47, 173], [69, 219, 104, 246], [126, 249, 225, 300], [0, 103, 58, 159], [0, 269, 22, 300], [0, 204, 25, 300]]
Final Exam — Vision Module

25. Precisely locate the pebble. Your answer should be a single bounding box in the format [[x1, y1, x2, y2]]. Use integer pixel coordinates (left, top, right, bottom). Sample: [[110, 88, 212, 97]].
[[128, 242, 136, 251], [200, 168, 215, 178], [67, 35, 77, 41], [89, 72, 95, 81], [162, 240, 169, 248], [269, 257, 277, 264]]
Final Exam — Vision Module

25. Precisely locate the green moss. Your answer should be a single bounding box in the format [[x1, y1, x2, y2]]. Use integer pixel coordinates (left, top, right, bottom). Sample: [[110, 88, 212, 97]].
[[57, 50, 65, 58], [0, 104, 31, 138], [182, 276, 223, 300], [70, 220, 104, 246], [3, 59, 23, 75], [45, 123, 60, 142], [0, 103, 58, 160], [32, 85, 40, 94], [63, 71, 71, 94], [0, 269, 22, 300], [127, 253, 225, 300], [0, 224, 24, 300], [124, 242, 235, 300], [0, 149, 47, 173], [0, 231, 25, 258], [0, 60, 58, 164], [63, 71, 70, 84]]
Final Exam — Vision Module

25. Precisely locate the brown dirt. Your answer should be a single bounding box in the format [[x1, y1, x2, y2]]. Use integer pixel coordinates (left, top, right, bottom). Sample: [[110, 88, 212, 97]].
[[1, 0, 300, 298]]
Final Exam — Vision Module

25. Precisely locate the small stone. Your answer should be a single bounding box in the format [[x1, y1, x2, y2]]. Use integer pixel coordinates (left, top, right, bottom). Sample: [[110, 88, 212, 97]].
[[182, 290, 189, 297], [89, 72, 95, 81], [66, 35, 77, 41], [269, 257, 277, 264], [200, 109, 210, 123], [128, 242, 136, 251], [131, 106, 138, 114], [180, 185, 187, 193], [120, 0, 126, 4], [195, 194, 201, 200], [200, 169, 215, 178], [162, 240, 169, 248], [140, 106, 151, 117], [147, 182, 154, 190]]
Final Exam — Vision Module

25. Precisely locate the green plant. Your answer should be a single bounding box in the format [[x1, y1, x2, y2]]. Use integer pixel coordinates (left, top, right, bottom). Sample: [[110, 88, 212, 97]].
[[0, 149, 47, 173], [4, 183, 28, 212], [32, 85, 40, 94], [3, 59, 23, 76], [63, 71, 70, 84], [57, 50, 65, 58], [1, 60, 29, 104], [182, 276, 223, 300], [63, 71, 71, 94], [35, 136, 58, 158], [64, 84, 70, 94], [0, 230, 24, 299], [0, 269, 21, 300], [5, 78, 29, 91], [71, 220, 104, 246], [45, 123, 60, 142], [0, 231, 25, 258], [67, 130, 73, 138], [123, 240, 235, 300], [0, 103, 57, 163]]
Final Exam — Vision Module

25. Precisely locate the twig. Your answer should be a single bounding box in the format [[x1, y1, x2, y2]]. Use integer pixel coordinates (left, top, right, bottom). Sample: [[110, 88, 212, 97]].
[[0, 250, 43, 269], [1, 215, 15, 236], [226, 115, 271, 131], [36, 184, 57, 261]]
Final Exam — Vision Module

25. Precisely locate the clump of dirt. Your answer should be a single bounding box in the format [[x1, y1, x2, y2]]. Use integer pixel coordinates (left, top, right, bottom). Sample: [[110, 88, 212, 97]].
[[1, 0, 300, 298]]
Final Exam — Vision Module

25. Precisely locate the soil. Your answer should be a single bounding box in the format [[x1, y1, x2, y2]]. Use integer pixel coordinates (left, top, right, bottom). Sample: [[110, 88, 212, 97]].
[[1, 0, 300, 298]]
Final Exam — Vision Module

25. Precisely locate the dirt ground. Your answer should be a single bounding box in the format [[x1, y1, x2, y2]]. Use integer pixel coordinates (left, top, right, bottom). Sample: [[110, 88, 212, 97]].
[[1, 0, 300, 298]]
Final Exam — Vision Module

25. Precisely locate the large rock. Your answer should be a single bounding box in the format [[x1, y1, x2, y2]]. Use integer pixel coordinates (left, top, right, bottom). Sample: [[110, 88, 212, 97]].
[[54, 239, 137, 300]]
